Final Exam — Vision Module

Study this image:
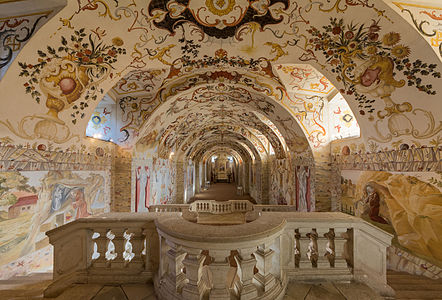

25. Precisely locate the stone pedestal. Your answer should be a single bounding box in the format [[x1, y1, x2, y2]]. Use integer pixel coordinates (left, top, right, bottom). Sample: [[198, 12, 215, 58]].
[[235, 248, 258, 300], [182, 248, 205, 300], [254, 245, 276, 292], [208, 249, 231, 299]]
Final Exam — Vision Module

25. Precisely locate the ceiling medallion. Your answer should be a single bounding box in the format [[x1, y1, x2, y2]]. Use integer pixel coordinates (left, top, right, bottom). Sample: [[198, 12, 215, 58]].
[[205, 0, 235, 16], [149, 0, 289, 39]]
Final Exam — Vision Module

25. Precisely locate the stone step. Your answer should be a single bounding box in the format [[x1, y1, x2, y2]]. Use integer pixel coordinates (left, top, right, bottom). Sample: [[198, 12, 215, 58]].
[[390, 283, 442, 290], [394, 290, 442, 299], [387, 270, 442, 299]]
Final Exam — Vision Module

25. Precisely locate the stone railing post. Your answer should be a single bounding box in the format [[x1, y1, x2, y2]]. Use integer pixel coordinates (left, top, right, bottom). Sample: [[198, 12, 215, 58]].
[[52, 227, 94, 279], [254, 243, 276, 292], [208, 249, 231, 299], [182, 247, 205, 300], [235, 247, 258, 299], [333, 228, 349, 269], [164, 241, 187, 292], [353, 222, 394, 297]]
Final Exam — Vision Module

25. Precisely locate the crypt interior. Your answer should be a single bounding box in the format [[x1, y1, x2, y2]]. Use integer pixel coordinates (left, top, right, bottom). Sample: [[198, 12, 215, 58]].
[[0, 0, 441, 299]]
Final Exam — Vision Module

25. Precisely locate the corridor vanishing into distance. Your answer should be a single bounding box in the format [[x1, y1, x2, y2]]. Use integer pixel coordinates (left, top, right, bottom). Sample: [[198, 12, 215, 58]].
[[190, 183, 255, 203]]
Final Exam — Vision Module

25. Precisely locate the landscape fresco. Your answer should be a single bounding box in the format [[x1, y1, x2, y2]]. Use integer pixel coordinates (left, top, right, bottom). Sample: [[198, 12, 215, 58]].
[[0, 170, 109, 279], [341, 170, 442, 265]]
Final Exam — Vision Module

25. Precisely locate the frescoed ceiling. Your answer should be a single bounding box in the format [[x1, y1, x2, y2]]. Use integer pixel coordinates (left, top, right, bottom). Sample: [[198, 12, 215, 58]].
[[0, 0, 440, 161]]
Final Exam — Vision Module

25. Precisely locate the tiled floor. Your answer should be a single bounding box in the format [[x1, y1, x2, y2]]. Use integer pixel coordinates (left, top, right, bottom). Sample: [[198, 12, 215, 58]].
[[283, 282, 383, 300], [190, 182, 256, 203]]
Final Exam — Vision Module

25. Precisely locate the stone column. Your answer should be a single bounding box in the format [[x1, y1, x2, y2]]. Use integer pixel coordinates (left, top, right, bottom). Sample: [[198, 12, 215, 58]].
[[235, 247, 258, 300], [175, 161, 185, 203], [254, 244, 276, 292], [208, 249, 231, 299], [182, 247, 205, 300], [261, 160, 270, 204], [112, 151, 132, 212]]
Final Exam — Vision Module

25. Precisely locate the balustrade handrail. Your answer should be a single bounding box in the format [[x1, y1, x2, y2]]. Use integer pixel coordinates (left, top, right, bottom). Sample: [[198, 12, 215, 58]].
[[148, 202, 299, 213], [45, 211, 395, 299], [189, 200, 253, 214]]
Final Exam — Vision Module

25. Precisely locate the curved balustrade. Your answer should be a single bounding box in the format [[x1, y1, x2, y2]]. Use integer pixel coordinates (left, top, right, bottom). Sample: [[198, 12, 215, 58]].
[[148, 202, 298, 213], [44, 210, 395, 299], [189, 200, 253, 214], [149, 204, 189, 212]]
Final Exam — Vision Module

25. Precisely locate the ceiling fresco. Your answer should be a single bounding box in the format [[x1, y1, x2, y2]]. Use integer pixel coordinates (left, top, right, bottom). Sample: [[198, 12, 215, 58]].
[[386, 0, 442, 60], [0, 0, 440, 159]]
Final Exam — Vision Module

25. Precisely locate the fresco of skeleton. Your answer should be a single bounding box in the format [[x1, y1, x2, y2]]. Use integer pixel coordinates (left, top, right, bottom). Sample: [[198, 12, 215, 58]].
[[0, 0, 441, 282]]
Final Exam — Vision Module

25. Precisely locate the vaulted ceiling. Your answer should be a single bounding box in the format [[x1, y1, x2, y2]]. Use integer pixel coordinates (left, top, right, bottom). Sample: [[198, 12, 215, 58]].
[[0, 0, 440, 161]]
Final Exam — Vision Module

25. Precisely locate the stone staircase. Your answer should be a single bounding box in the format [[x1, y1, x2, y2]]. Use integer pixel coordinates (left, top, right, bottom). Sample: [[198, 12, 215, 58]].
[[388, 270, 442, 299]]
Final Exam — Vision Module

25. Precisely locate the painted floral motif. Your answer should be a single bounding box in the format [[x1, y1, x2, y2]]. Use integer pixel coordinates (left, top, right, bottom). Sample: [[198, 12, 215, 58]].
[[308, 18, 441, 115], [18, 28, 126, 123]]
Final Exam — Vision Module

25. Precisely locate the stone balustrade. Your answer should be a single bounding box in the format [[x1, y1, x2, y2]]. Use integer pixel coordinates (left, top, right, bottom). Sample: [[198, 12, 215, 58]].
[[44, 211, 394, 299], [189, 200, 253, 214], [149, 202, 298, 213], [149, 204, 189, 212], [254, 205, 297, 212], [44, 213, 159, 297]]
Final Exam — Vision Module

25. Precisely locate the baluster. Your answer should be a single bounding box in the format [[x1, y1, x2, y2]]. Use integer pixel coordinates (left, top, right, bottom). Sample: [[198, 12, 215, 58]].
[[254, 243, 276, 292], [294, 229, 301, 268], [111, 228, 126, 268], [182, 247, 205, 300], [105, 230, 118, 267], [306, 229, 319, 268], [92, 228, 108, 268], [208, 249, 231, 299], [334, 228, 350, 269], [235, 247, 258, 299], [126, 227, 144, 270], [298, 228, 314, 268], [316, 228, 331, 269], [164, 241, 187, 293]]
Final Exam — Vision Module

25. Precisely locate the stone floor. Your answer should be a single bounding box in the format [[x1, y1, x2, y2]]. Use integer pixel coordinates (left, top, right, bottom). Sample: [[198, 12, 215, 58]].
[[190, 182, 256, 202], [283, 281, 384, 300], [1, 272, 441, 299], [0, 277, 382, 300]]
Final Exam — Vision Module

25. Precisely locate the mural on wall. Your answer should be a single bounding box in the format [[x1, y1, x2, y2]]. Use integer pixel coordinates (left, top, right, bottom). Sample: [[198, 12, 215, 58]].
[[296, 166, 312, 212], [133, 157, 177, 209], [270, 159, 292, 205], [135, 165, 150, 212], [341, 170, 442, 264], [0, 170, 109, 279]]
